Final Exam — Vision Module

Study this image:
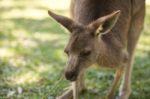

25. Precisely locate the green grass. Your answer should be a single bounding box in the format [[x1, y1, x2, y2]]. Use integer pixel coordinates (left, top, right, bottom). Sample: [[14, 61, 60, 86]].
[[0, 0, 150, 99]]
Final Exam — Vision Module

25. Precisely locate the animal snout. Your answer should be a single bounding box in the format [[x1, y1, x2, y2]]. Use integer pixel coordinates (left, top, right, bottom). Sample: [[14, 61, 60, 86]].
[[65, 70, 78, 81]]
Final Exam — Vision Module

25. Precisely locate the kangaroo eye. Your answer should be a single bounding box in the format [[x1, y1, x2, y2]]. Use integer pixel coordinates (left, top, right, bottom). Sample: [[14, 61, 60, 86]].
[[80, 50, 91, 56], [64, 49, 69, 55]]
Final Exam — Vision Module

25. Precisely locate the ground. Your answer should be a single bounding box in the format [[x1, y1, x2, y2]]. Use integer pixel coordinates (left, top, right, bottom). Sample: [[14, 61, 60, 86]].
[[0, 0, 150, 99]]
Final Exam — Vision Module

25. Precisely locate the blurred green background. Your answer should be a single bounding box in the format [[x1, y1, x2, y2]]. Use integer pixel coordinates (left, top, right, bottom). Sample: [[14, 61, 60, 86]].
[[0, 0, 150, 99]]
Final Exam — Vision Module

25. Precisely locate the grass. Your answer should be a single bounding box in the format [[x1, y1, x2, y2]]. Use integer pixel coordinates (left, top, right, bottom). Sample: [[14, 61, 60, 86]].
[[0, 0, 150, 99]]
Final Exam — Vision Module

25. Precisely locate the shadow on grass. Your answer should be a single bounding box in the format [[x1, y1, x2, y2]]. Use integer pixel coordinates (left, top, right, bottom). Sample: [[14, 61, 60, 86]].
[[130, 51, 150, 99]]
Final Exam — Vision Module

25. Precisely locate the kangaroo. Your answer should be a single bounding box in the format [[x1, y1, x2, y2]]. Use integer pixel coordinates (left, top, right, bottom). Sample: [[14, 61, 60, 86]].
[[48, 0, 145, 99]]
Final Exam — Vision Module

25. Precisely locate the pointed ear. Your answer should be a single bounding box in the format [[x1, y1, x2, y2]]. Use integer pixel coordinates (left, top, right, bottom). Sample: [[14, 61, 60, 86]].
[[48, 10, 79, 33], [87, 10, 121, 36]]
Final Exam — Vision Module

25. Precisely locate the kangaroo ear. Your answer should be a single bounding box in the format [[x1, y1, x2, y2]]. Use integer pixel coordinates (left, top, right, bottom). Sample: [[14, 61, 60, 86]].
[[48, 10, 79, 33], [88, 10, 120, 36]]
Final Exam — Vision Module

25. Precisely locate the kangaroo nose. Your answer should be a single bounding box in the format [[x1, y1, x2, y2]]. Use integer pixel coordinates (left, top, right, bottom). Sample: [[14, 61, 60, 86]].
[[65, 70, 78, 81]]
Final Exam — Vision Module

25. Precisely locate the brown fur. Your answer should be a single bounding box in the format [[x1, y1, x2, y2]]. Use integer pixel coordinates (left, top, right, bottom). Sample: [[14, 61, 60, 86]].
[[48, 0, 145, 99]]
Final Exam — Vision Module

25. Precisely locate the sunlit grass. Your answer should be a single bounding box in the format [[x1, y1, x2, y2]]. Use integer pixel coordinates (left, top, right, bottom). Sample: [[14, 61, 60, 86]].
[[0, 48, 15, 58], [147, 0, 150, 5], [0, 0, 150, 98]]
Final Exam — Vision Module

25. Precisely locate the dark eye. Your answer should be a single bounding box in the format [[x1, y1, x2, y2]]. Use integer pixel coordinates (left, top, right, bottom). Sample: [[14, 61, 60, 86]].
[[80, 50, 91, 56], [64, 49, 69, 55]]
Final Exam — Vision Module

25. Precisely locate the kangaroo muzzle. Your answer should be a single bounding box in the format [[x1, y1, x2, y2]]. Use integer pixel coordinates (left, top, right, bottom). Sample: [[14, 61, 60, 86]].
[[65, 70, 79, 81], [65, 54, 80, 81]]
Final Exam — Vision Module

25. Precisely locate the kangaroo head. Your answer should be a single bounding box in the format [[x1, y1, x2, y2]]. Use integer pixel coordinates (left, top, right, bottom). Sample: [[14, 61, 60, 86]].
[[48, 10, 120, 81]]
